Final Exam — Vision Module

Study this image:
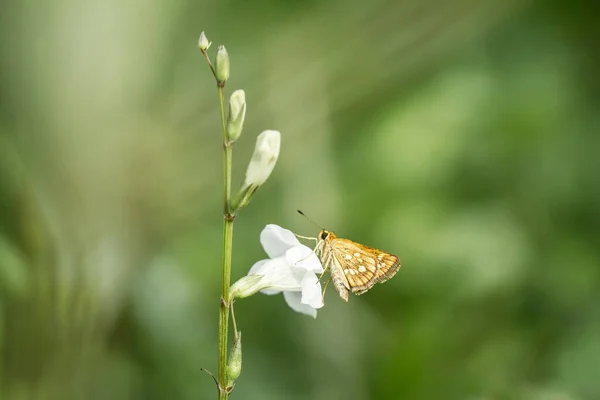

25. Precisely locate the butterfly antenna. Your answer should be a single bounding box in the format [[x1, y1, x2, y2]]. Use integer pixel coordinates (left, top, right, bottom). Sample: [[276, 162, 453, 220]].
[[297, 210, 324, 230]]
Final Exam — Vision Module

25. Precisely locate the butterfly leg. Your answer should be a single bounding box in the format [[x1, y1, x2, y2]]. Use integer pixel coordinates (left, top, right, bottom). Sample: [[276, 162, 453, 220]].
[[294, 234, 318, 243], [317, 251, 334, 282], [321, 276, 332, 303], [294, 253, 317, 266], [317, 270, 329, 285], [292, 239, 324, 267]]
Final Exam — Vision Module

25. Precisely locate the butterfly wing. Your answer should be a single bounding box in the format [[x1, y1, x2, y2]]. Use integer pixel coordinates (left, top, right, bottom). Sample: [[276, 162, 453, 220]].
[[331, 238, 401, 295], [372, 250, 401, 283]]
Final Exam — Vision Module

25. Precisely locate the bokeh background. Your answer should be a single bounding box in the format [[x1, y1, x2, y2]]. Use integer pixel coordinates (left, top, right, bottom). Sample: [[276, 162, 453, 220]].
[[1, 0, 599, 399]]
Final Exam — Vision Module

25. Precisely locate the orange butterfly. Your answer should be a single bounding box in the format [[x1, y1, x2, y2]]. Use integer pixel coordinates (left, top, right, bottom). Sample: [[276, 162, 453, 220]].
[[298, 211, 401, 301]]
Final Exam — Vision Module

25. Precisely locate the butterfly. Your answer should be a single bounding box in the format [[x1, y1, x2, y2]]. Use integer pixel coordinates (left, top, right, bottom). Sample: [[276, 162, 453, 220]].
[[313, 229, 401, 301], [296, 210, 401, 301]]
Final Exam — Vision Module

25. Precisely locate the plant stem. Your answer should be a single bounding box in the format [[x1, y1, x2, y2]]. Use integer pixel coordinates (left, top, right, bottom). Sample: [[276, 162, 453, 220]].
[[219, 218, 233, 399], [201, 50, 217, 80], [218, 85, 234, 399], [219, 87, 232, 212]]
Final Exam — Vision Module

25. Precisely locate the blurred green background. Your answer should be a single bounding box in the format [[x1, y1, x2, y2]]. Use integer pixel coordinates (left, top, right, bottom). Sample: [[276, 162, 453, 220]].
[[1, 0, 599, 399]]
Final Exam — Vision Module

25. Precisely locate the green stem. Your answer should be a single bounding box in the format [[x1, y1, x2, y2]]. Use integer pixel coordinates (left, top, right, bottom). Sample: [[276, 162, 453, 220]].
[[201, 49, 217, 80], [218, 85, 234, 399], [219, 218, 233, 399], [219, 87, 231, 212]]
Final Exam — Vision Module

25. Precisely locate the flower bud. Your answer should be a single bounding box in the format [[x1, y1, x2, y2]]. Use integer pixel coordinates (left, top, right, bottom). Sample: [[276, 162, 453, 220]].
[[226, 90, 246, 143], [198, 31, 211, 51], [229, 130, 281, 212], [215, 45, 230, 84], [226, 332, 242, 387], [245, 130, 280, 187]]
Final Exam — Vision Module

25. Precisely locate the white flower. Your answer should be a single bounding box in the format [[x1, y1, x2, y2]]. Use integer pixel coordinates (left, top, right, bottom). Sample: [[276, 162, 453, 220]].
[[230, 224, 324, 318], [244, 130, 281, 187]]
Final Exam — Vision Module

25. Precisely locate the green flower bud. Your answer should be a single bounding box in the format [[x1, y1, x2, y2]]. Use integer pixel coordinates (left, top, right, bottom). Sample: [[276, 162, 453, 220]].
[[226, 90, 246, 143], [226, 332, 242, 386], [198, 31, 211, 51], [215, 45, 230, 84]]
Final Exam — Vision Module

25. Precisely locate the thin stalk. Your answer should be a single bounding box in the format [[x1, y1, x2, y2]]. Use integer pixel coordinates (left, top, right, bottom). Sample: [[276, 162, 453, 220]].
[[202, 50, 217, 80], [218, 85, 234, 400]]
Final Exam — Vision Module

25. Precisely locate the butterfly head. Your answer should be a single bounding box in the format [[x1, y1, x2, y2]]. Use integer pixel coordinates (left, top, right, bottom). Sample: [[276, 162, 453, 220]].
[[318, 230, 337, 241]]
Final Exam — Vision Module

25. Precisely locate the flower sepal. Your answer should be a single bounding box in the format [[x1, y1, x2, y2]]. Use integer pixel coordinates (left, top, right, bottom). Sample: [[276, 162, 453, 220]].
[[229, 182, 257, 214], [229, 274, 267, 301]]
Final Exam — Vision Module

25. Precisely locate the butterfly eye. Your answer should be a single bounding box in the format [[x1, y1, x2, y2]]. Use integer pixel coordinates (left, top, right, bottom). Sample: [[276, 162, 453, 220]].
[[320, 231, 329, 240]]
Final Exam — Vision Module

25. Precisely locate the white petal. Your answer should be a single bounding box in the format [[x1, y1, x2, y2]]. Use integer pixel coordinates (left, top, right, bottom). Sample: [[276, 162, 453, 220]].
[[300, 272, 324, 309], [248, 259, 270, 275], [283, 291, 317, 318], [249, 259, 282, 295], [247, 257, 302, 295], [260, 288, 283, 295], [260, 224, 300, 259], [286, 245, 324, 273]]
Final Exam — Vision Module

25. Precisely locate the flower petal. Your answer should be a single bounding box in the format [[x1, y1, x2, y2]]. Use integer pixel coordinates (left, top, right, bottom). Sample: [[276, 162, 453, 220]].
[[260, 288, 283, 295], [301, 272, 324, 309], [260, 224, 300, 259], [248, 259, 282, 295], [247, 257, 302, 295], [286, 245, 324, 273], [248, 259, 270, 275], [283, 291, 318, 318]]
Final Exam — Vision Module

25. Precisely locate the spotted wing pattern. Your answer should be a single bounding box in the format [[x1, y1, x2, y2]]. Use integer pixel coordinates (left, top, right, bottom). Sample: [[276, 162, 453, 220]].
[[316, 230, 401, 301], [331, 238, 400, 294]]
